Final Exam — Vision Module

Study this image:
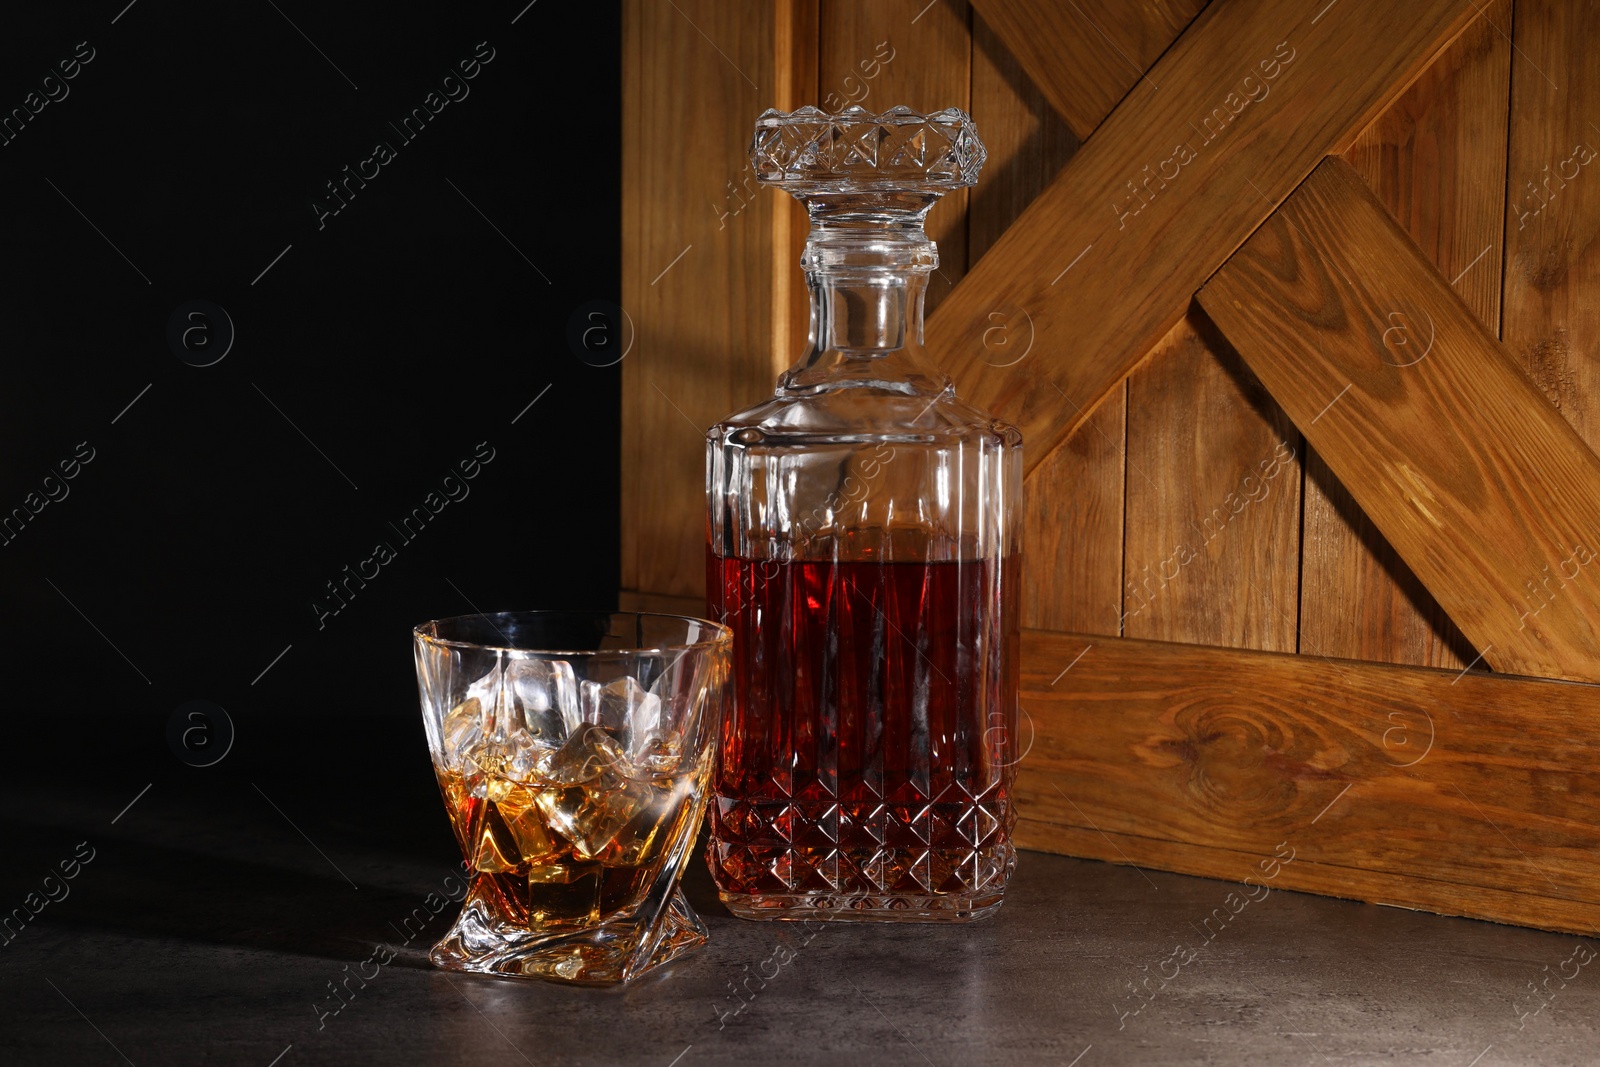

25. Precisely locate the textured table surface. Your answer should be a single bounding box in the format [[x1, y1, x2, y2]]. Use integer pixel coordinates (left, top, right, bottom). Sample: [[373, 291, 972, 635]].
[[2, 719, 1596, 1067]]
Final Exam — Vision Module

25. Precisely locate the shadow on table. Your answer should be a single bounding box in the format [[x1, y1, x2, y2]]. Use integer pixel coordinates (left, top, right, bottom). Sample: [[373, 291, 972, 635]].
[[0, 813, 731, 975]]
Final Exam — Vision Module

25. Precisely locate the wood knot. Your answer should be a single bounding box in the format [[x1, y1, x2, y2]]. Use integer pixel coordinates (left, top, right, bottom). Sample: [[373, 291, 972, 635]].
[[1149, 703, 1309, 818], [1524, 329, 1574, 409], [1520, 245, 1569, 291]]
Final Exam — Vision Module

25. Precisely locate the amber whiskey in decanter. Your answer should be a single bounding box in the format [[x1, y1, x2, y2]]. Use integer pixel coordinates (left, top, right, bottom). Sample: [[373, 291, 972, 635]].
[[706, 105, 1021, 921]]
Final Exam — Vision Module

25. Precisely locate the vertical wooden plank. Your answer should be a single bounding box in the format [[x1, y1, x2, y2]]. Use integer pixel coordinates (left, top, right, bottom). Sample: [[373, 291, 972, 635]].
[[621, 0, 816, 601], [819, 0, 971, 313], [967, 13, 1080, 264], [1122, 312, 1302, 652], [1018, 392, 1126, 634], [1301, 450, 1470, 664], [1346, 0, 1511, 337], [969, 12, 1120, 635], [1298, 0, 1510, 667], [771, 4, 820, 384], [1503, 0, 1600, 449]]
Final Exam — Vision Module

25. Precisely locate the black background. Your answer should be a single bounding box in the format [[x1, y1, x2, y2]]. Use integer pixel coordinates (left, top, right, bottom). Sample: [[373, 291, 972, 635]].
[[0, 8, 623, 1012], [0, 0, 620, 784]]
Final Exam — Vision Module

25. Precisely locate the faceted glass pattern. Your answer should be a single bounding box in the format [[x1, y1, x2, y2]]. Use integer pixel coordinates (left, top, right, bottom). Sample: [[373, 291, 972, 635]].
[[414, 611, 729, 983], [752, 104, 986, 189]]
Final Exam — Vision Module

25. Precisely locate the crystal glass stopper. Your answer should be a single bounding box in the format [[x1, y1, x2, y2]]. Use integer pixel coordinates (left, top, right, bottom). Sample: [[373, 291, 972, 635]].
[[751, 104, 986, 191]]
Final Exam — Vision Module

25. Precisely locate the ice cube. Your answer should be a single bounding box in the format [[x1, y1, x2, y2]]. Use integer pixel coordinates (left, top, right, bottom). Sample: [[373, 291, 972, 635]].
[[500, 731, 546, 782], [465, 661, 517, 742], [458, 738, 493, 788], [443, 661, 517, 772], [441, 696, 484, 771], [465, 663, 500, 705], [458, 724, 546, 785], [506, 657, 582, 742], [449, 658, 585, 785], [596, 676, 663, 761], [637, 735, 686, 775], [579, 679, 602, 725], [594, 778, 687, 867], [485, 777, 519, 805], [535, 780, 655, 863], [490, 781, 563, 863], [527, 861, 602, 927], [505, 815, 560, 865], [528, 860, 598, 884], [539, 723, 632, 786]]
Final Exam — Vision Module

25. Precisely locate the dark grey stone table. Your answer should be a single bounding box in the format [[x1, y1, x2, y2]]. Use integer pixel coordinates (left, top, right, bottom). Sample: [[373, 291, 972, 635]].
[[2, 718, 1595, 1066]]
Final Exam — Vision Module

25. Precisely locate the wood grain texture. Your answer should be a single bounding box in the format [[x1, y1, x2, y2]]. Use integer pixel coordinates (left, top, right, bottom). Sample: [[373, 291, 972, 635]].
[[1344, 0, 1512, 333], [1018, 823, 1599, 936], [929, 0, 1479, 480], [1020, 389, 1125, 634], [1123, 311, 1301, 652], [1017, 629, 1600, 934], [969, 11, 1122, 635], [621, 0, 816, 600], [1503, 0, 1600, 448], [966, 11, 1080, 265], [819, 0, 971, 314], [968, 0, 1204, 140], [1300, 446, 1473, 665], [1298, 0, 1510, 668], [1200, 157, 1600, 683]]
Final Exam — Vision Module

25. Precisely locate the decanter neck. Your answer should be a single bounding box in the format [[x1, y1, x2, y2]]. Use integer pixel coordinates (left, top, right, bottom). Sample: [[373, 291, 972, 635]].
[[777, 194, 951, 398]]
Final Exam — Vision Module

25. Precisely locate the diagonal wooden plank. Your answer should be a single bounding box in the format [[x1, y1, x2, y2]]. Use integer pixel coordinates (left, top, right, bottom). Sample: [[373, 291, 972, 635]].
[[1019, 629, 1600, 934], [1301, 0, 1510, 670], [969, 0, 1204, 140], [1198, 157, 1600, 684], [930, 0, 1479, 479]]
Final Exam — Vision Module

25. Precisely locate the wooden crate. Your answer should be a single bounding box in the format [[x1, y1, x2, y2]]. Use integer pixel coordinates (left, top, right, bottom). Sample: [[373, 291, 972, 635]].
[[622, 0, 1600, 934]]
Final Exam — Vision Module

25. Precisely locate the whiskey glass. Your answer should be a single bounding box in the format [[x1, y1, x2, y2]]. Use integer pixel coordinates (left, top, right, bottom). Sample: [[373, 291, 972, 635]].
[[414, 611, 730, 983]]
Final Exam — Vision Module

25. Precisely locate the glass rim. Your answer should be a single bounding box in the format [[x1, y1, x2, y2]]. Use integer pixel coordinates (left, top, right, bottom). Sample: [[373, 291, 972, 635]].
[[412, 609, 731, 658]]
